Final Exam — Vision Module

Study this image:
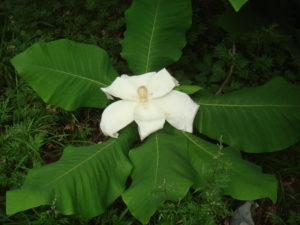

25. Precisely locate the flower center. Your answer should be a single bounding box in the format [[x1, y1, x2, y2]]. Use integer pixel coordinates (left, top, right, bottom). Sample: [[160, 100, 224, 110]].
[[137, 86, 148, 103]]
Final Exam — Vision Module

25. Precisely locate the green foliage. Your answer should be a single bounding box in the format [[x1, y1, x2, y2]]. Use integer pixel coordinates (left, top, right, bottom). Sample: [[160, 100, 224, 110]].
[[1, 0, 300, 224], [183, 8, 300, 93], [174, 85, 203, 94], [0, 85, 62, 188], [123, 129, 195, 224], [0, 84, 90, 225], [0, 0, 129, 89], [228, 0, 248, 12], [184, 132, 277, 201], [121, 0, 192, 74], [156, 186, 231, 225], [7, 125, 138, 219], [196, 77, 300, 153], [122, 125, 277, 223], [11, 39, 117, 110]]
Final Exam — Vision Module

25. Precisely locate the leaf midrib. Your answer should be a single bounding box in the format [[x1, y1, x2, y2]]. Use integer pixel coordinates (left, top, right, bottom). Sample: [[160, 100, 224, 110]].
[[181, 132, 215, 158], [44, 141, 116, 187], [144, 0, 161, 72], [181, 132, 245, 177], [21, 63, 107, 87]]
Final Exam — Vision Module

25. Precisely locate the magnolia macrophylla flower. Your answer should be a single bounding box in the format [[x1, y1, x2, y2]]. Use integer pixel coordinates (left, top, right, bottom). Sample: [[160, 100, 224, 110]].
[[100, 68, 199, 140]]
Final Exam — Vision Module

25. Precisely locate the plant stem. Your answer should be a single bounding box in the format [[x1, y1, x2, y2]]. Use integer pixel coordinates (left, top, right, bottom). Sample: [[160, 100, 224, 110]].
[[216, 42, 236, 95]]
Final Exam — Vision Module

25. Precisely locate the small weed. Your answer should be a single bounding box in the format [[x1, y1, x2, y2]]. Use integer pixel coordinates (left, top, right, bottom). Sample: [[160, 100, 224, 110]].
[[154, 143, 232, 225]]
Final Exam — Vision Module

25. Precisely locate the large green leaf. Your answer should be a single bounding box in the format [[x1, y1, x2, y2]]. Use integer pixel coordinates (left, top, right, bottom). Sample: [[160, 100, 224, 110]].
[[196, 77, 300, 153], [6, 126, 138, 219], [11, 39, 117, 110], [121, 0, 192, 74], [122, 129, 195, 224], [181, 132, 277, 202]]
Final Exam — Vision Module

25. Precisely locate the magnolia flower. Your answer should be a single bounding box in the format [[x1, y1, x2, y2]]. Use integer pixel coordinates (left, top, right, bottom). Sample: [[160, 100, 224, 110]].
[[100, 68, 199, 140]]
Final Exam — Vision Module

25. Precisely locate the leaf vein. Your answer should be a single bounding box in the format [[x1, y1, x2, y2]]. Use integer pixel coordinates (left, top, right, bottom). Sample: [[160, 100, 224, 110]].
[[22, 64, 107, 86], [44, 141, 116, 187], [145, 0, 161, 72]]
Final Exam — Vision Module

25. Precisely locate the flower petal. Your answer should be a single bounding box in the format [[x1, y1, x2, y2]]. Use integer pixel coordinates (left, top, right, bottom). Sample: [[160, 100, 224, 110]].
[[136, 119, 165, 140], [100, 100, 136, 138], [122, 72, 155, 88], [134, 102, 165, 121], [134, 102, 166, 140], [154, 90, 199, 133], [147, 68, 179, 99], [101, 77, 137, 100]]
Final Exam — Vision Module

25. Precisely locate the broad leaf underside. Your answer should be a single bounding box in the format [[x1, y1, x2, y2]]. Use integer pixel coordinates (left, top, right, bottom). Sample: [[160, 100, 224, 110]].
[[11, 39, 117, 110], [121, 0, 192, 74], [196, 77, 300, 153]]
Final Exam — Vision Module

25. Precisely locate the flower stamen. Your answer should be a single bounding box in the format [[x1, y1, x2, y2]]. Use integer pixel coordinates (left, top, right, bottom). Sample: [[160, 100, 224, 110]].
[[137, 86, 148, 103]]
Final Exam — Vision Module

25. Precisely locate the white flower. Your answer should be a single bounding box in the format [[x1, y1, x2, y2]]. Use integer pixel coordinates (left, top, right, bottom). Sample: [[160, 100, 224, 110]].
[[100, 68, 199, 140]]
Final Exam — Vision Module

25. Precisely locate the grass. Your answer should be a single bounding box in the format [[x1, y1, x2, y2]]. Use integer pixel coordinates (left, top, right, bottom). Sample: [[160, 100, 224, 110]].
[[1, 0, 300, 224]]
